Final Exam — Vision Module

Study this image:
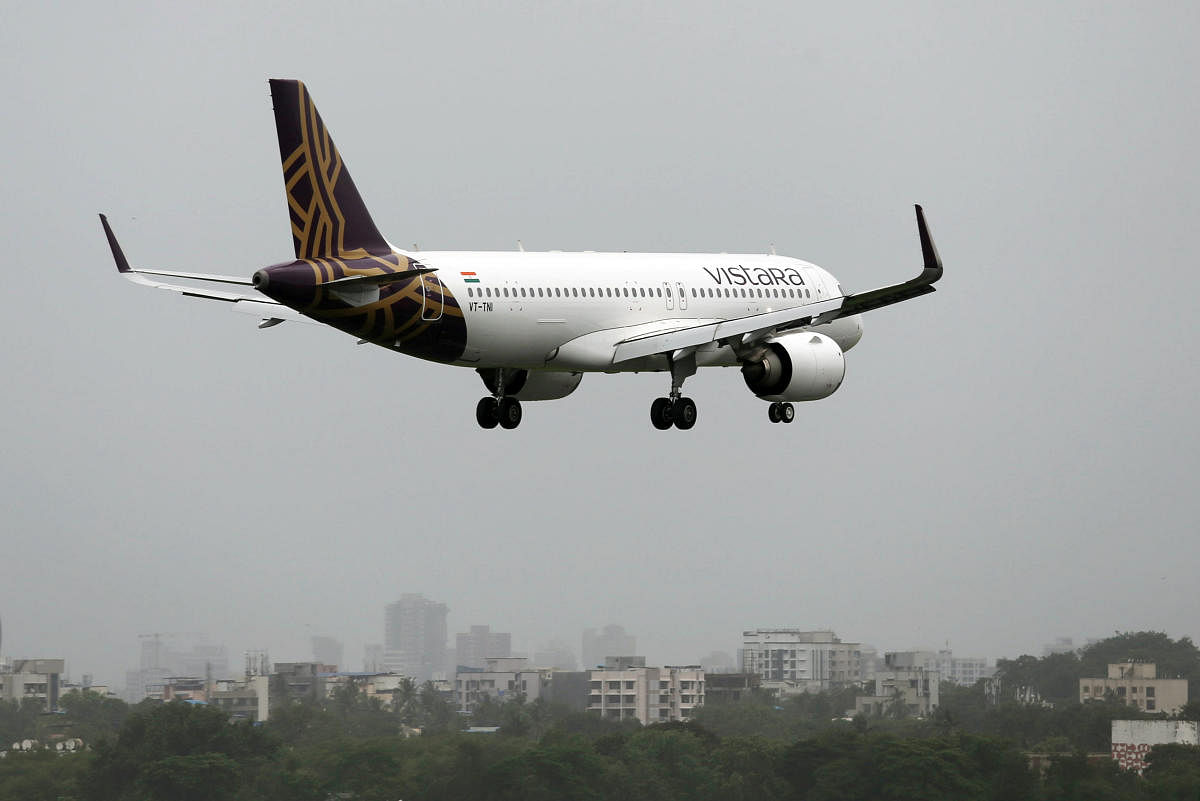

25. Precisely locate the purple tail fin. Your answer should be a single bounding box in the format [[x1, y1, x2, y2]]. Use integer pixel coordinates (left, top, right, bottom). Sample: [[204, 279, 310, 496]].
[[269, 79, 391, 260]]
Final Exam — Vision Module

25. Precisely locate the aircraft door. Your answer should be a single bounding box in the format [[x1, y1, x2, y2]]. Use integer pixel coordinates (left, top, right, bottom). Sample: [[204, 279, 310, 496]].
[[421, 274, 444, 321], [663, 282, 674, 311], [676, 282, 688, 310]]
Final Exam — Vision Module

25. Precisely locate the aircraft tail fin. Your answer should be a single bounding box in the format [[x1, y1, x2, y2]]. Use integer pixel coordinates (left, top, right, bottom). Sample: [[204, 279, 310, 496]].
[[269, 79, 391, 260]]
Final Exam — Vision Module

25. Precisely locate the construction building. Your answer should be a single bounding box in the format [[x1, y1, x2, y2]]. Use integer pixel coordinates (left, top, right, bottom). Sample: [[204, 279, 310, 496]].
[[384, 594, 448, 681]]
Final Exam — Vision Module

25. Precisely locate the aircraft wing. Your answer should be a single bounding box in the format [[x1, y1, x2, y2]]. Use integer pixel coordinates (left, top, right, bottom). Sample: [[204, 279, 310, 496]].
[[612, 205, 943, 363], [100, 214, 307, 324]]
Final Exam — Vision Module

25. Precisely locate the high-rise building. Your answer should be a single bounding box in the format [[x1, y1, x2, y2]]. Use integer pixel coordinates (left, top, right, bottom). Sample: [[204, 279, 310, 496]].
[[454, 625, 511, 670], [534, 639, 578, 671], [384, 594, 448, 681], [125, 635, 230, 703], [311, 636, 344, 671], [363, 643, 385, 673], [582, 625, 636, 669]]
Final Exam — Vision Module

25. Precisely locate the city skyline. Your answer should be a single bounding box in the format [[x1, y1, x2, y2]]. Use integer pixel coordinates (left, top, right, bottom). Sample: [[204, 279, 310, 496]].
[[4, 597, 1165, 693]]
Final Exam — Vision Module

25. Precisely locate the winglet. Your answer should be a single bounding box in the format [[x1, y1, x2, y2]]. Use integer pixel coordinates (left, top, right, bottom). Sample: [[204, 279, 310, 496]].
[[99, 214, 132, 273], [915, 204, 943, 280]]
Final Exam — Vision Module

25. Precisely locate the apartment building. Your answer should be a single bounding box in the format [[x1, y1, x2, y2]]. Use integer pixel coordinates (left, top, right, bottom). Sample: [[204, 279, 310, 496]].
[[587, 657, 704, 724], [741, 629, 862, 694], [1081, 662, 1188, 714]]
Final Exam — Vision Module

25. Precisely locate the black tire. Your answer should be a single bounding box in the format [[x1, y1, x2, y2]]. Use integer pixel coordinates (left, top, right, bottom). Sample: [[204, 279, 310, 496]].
[[650, 397, 673, 430], [498, 397, 523, 429], [673, 397, 697, 430], [781, 402, 795, 423], [476, 397, 499, 429], [768, 402, 782, 423]]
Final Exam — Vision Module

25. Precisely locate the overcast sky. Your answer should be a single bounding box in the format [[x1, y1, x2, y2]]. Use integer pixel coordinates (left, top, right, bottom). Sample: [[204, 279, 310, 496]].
[[1, 2, 1197, 687]]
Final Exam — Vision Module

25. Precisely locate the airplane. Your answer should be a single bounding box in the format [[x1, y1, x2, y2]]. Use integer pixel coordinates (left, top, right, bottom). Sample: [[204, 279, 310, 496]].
[[100, 78, 943, 431]]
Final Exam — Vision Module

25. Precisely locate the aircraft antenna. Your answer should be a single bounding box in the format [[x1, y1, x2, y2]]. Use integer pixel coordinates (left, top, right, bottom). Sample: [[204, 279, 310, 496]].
[[517, 240, 525, 252]]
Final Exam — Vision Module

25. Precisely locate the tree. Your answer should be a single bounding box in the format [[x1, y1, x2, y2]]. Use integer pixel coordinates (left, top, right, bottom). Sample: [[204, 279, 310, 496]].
[[391, 676, 419, 726], [995, 651, 1082, 705], [0, 698, 38, 745], [0, 749, 89, 801], [83, 701, 277, 801], [58, 689, 131, 744]]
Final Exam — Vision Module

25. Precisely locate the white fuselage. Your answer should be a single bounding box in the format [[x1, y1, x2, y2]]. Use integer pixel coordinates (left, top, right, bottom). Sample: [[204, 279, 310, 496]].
[[406, 250, 862, 371]]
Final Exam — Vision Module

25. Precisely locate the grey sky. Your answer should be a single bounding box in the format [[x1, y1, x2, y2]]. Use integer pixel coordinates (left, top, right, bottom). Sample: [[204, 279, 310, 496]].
[[1, 2, 1197, 686]]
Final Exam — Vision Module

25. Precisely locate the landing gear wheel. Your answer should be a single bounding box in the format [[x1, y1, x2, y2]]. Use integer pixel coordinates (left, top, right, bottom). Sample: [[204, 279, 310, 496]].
[[650, 397, 673, 430], [673, 397, 697, 430], [476, 397, 499, 429], [498, 397, 523, 429], [780, 402, 795, 423], [768, 402, 782, 423]]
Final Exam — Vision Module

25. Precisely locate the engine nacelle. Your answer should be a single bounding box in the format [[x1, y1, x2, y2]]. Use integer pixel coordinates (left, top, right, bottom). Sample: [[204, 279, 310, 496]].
[[741, 332, 846, 402], [478, 368, 583, 401]]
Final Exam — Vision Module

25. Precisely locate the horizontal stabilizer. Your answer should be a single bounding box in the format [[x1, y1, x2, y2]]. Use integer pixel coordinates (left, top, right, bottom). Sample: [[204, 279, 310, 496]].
[[99, 213, 306, 324]]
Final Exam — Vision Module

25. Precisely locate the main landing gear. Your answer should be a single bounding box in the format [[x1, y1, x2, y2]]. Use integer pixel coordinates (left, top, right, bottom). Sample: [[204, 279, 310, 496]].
[[650, 395, 697, 430], [767, 402, 795, 424], [650, 349, 699, 430], [476, 369, 522, 430], [476, 396, 522, 429]]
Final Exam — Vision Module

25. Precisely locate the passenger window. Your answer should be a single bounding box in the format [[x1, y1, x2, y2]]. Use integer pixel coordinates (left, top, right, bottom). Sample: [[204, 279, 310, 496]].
[[666, 287, 672, 297], [554, 288, 560, 297], [485, 287, 492, 297], [639, 288, 646, 297], [691, 288, 696, 297], [520, 288, 526, 297], [656, 288, 661, 297]]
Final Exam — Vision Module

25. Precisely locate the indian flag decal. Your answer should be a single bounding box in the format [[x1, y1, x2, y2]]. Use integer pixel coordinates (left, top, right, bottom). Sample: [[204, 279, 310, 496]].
[[460, 271, 480, 283]]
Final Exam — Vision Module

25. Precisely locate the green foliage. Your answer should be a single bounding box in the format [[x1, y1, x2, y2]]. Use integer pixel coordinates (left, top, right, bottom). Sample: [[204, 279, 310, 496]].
[[996, 651, 1083, 705], [1144, 744, 1200, 801], [0, 749, 89, 801], [0, 698, 40, 745], [58, 690, 131, 745], [82, 701, 276, 801]]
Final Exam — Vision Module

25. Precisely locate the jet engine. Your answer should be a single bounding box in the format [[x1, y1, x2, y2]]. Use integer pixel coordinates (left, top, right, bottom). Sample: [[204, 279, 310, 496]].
[[478, 368, 583, 401], [740, 332, 846, 402]]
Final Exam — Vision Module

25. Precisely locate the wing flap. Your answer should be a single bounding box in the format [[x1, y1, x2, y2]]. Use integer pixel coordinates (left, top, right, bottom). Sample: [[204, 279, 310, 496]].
[[612, 298, 843, 362]]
